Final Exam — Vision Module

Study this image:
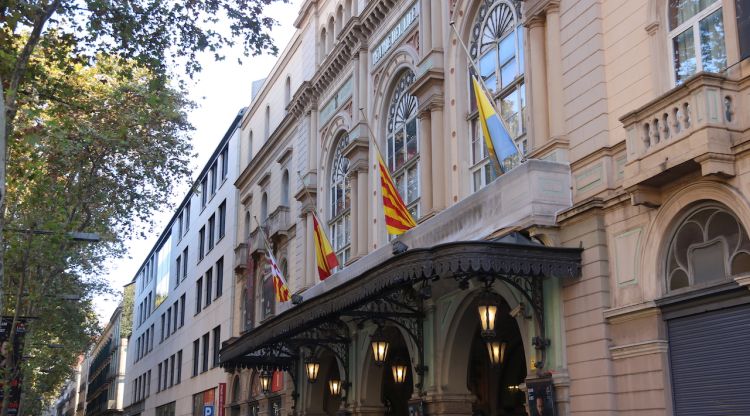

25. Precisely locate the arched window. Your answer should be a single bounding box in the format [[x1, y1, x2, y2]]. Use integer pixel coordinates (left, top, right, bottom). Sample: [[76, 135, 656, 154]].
[[281, 170, 290, 206], [244, 211, 252, 239], [666, 204, 750, 291], [264, 105, 271, 140], [668, 0, 725, 85], [321, 28, 328, 56], [329, 134, 351, 266], [327, 17, 335, 51], [240, 289, 249, 331], [468, 0, 526, 192], [260, 192, 268, 223], [285, 76, 292, 107], [386, 70, 420, 218], [248, 130, 254, 161], [232, 375, 241, 403], [336, 5, 344, 35]]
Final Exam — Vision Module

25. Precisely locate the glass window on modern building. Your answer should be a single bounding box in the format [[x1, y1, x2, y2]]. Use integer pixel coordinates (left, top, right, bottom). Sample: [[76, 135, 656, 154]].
[[386, 69, 420, 219], [669, 0, 726, 84], [329, 133, 351, 267], [468, 0, 526, 192]]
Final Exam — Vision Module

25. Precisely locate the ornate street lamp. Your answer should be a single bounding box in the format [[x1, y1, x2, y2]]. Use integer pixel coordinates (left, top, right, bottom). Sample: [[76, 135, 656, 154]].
[[486, 339, 507, 366], [304, 357, 321, 383], [477, 291, 498, 339], [370, 327, 389, 366], [328, 378, 343, 396], [259, 370, 273, 393], [391, 361, 409, 384]]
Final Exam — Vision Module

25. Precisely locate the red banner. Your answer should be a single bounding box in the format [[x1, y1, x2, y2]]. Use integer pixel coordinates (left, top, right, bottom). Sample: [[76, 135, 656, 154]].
[[271, 371, 283, 392], [218, 383, 226, 416]]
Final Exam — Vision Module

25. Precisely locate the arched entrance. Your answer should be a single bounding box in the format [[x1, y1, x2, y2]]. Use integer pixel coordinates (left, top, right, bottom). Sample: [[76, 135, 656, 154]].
[[445, 289, 529, 416], [360, 325, 415, 416], [303, 349, 343, 416]]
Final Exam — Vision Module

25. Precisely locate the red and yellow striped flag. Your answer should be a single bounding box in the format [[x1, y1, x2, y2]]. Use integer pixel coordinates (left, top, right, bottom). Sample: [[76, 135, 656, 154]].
[[377, 151, 417, 235], [266, 250, 290, 302], [313, 213, 339, 280]]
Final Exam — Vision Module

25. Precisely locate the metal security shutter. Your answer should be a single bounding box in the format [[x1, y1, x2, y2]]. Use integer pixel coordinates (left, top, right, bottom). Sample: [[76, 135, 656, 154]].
[[668, 303, 750, 416]]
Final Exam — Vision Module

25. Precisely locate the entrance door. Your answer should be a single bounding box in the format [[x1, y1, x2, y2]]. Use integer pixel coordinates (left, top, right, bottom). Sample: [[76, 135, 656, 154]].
[[668, 302, 750, 415]]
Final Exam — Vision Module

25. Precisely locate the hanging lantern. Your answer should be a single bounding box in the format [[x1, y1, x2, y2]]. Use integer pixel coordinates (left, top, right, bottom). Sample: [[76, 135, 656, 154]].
[[486, 339, 507, 366], [328, 378, 343, 396], [370, 327, 389, 366], [259, 370, 273, 393], [477, 292, 498, 338], [305, 358, 320, 383], [391, 361, 409, 384]]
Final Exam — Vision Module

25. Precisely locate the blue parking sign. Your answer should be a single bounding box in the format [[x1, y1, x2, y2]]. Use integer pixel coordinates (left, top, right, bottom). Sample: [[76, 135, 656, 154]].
[[204, 405, 214, 416]]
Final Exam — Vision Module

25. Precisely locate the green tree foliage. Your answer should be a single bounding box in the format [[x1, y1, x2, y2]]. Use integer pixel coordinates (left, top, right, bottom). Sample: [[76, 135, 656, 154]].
[[3, 51, 195, 413]]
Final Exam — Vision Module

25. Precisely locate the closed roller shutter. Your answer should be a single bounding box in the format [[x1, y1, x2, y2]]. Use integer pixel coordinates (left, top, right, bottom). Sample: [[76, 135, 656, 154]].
[[668, 303, 750, 416]]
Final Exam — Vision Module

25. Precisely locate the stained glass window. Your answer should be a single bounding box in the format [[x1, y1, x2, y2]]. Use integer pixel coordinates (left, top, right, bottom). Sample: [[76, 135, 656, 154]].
[[386, 70, 420, 218]]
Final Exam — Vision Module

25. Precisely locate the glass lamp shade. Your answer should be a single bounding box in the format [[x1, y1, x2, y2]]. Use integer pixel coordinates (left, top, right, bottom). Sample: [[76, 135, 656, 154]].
[[391, 363, 409, 384], [259, 371, 273, 393], [328, 379, 342, 396], [305, 360, 320, 383], [370, 329, 389, 365], [478, 302, 498, 338], [486, 340, 507, 366]]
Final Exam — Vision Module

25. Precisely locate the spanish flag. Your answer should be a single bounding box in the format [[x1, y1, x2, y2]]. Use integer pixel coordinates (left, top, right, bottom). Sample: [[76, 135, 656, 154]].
[[377, 150, 417, 235], [471, 76, 519, 174], [266, 250, 290, 302], [313, 213, 339, 280]]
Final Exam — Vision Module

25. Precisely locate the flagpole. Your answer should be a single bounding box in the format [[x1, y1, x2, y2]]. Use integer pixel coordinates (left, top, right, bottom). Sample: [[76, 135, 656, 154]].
[[448, 21, 526, 162], [357, 108, 388, 164]]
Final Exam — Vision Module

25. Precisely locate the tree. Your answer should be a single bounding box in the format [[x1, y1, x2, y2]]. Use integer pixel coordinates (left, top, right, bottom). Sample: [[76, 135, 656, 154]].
[[0, 0, 285, 329], [0, 1, 283, 413], [1, 49, 196, 414]]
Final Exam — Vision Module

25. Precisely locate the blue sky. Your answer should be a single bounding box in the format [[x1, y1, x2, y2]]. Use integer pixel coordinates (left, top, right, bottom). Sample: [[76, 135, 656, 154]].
[[95, 0, 303, 323]]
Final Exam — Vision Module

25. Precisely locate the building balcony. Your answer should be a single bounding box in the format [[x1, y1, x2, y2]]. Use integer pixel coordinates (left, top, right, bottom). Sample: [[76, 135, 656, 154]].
[[621, 72, 748, 207], [233, 242, 248, 274], [263, 205, 293, 242]]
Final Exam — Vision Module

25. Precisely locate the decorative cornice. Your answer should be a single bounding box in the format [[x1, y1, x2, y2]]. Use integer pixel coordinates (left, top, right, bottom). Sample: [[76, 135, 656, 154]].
[[610, 340, 668, 360]]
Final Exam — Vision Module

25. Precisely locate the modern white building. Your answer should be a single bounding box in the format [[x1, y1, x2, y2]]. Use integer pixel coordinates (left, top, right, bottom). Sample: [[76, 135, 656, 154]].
[[122, 110, 243, 416]]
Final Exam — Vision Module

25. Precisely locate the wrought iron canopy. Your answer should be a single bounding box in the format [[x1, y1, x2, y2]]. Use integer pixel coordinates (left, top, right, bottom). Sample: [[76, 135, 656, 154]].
[[220, 240, 581, 371]]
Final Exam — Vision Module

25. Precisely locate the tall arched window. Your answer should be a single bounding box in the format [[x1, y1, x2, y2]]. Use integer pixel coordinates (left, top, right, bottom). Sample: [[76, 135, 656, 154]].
[[232, 375, 241, 403], [284, 76, 292, 107], [468, 0, 526, 192], [259, 257, 274, 320], [260, 192, 268, 223], [248, 130, 254, 161], [666, 204, 750, 291], [386, 70, 420, 218], [264, 105, 271, 140], [244, 211, 251, 239], [668, 0, 725, 85], [329, 134, 351, 266], [321, 28, 328, 56], [327, 18, 335, 51], [281, 170, 290, 206]]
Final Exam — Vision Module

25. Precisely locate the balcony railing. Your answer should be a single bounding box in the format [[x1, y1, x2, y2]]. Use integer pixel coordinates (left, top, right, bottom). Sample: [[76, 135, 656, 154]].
[[621, 72, 747, 205], [263, 205, 292, 241], [233, 243, 248, 274]]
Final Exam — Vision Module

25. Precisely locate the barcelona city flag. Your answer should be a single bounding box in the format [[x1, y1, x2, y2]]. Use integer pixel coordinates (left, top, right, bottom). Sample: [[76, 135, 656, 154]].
[[313, 213, 339, 280], [377, 150, 417, 235], [471, 76, 519, 174], [266, 250, 290, 302]]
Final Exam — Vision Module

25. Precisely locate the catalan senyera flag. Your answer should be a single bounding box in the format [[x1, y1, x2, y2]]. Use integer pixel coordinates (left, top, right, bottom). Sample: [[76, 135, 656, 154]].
[[266, 250, 290, 302], [313, 213, 339, 280], [377, 151, 417, 235], [471, 76, 519, 174]]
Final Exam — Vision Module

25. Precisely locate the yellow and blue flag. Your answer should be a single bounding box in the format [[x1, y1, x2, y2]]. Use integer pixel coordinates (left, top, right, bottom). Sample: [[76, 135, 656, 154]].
[[471, 76, 519, 173]]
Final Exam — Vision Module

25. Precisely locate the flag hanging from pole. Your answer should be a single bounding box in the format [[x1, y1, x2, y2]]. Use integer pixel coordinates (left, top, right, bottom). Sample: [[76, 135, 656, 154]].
[[265, 249, 290, 302], [471, 76, 519, 173], [376, 150, 417, 235], [313, 213, 339, 280]]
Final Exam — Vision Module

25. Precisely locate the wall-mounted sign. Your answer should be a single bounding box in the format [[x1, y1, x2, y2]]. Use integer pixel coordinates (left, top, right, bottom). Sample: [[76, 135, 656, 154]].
[[527, 379, 557, 416], [319, 76, 353, 125], [372, 2, 419, 65]]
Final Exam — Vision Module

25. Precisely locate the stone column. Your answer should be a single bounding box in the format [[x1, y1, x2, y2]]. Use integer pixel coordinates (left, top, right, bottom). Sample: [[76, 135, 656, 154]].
[[418, 110, 433, 215], [430, 105, 446, 210], [356, 167, 368, 258], [304, 209, 315, 288], [420, 0, 432, 56], [527, 16, 549, 147], [430, 0, 443, 52], [343, 139, 369, 260], [545, 5, 564, 139], [308, 109, 319, 172], [352, 52, 361, 125]]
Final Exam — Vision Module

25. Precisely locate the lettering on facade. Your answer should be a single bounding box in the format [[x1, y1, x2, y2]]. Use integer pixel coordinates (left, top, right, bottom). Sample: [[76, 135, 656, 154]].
[[372, 2, 419, 65], [319, 76, 353, 125]]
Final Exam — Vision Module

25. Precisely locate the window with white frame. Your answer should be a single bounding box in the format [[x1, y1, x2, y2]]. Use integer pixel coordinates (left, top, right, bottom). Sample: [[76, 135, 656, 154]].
[[468, 0, 526, 192], [668, 0, 726, 85], [386, 70, 420, 219], [329, 134, 351, 266]]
